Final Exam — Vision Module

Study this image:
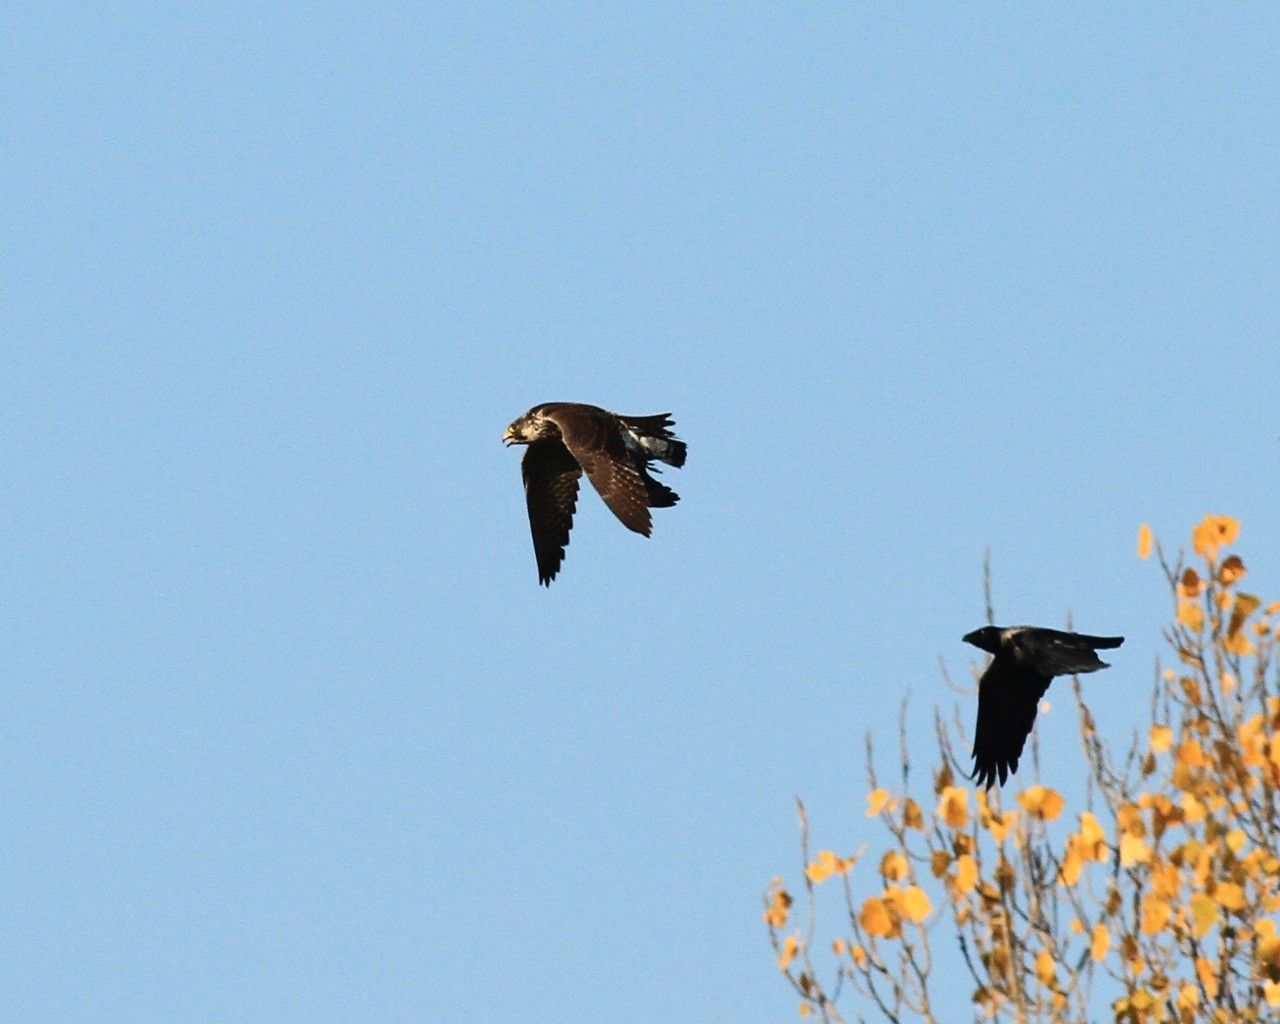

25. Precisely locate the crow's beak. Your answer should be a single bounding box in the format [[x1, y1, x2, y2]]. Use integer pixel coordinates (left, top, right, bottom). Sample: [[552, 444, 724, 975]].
[[962, 630, 980, 646]]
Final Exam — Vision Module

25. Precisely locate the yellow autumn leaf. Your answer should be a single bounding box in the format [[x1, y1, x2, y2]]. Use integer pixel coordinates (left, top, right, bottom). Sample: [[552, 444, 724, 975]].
[[1059, 841, 1085, 886], [850, 943, 867, 967], [1191, 893, 1219, 939], [1128, 990, 1154, 1011], [1137, 523, 1152, 559], [938, 786, 968, 828], [1265, 981, 1280, 1008], [1119, 833, 1151, 866], [952, 854, 978, 896], [1193, 514, 1239, 561], [1018, 785, 1064, 822], [1178, 567, 1203, 598], [1149, 724, 1173, 754], [1219, 554, 1246, 585], [1091, 923, 1110, 961], [1216, 882, 1246, 912], [900, 885, 932, 923], [765, 882, 793, 927], [1196, 955, 1220, 999], [1035, 949, 1055, 986], [1231, 593, 1262, 623], [1141, 892, 1171, 934], [806, 850, 851, 884], [1181, 792, 1206, 822], [987, 810, 1016, 844], [859, 896, 895, 938], [1259, 922, 1280, 971], [866, 788, 891, 816], [1177, 598, 1204, 631], [1116, 802, 1144, 836], [778, 935, 798, 970], [1151, 861, 1181, 900], [1177, 739, 1207, 768], [902, 798, 924, 830], [1224, 630, 1255, 656], [1080, 811, 1107, 850], [880, 850, 909, 882]]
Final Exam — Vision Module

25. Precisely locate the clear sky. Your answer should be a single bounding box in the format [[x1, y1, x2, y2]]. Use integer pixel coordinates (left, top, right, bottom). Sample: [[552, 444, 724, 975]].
[[3, 4, 1277, 1022]]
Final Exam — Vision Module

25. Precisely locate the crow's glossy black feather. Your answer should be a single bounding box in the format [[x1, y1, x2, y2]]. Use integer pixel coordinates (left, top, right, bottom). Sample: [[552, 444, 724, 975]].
[[964, 625, 1123, 788]]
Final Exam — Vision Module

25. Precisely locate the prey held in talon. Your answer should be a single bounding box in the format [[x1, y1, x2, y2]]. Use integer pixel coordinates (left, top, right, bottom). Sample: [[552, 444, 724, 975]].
[[503, 403, 686, 586], [964, 625, 1123, 789]]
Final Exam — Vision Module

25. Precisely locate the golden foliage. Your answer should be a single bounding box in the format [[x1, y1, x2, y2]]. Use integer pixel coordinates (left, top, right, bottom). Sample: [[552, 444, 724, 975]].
[[1191, 513, 1239, 562], [1090, 923, 1110, 962], [1219, 554, 1246, 585], [860, 895, 897, 938], [764, 880, 792, 928], [769, 515, 1279, 1024], [951, 853, 978, 897], [1016, 785, 1063, 821], [1150, 724, 1173, 753], [806, 850, 853, 884], [899, 885, 931, 924], [1035, 949, 1055, 986], [937, 786, 968, 828], [879, 850, 909, 882], [866, 788, 892, 816], [1137, 523, 1152, 559], [1177, 598, 1204, 631]]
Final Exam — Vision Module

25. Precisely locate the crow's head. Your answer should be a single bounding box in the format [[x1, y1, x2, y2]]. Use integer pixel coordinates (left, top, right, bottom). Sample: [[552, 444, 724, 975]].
[[963, 625, 1003, 655]]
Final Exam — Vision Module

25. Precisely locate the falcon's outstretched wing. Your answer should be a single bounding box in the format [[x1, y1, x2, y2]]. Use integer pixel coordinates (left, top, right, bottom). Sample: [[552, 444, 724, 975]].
[[521, 439, 582, 585], [545, 406, 653, 536]]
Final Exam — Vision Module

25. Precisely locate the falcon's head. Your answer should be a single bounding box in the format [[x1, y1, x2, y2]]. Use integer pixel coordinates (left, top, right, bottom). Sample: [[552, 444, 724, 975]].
[[963, 626, 1004, 655], [503, 407, 558, 446]]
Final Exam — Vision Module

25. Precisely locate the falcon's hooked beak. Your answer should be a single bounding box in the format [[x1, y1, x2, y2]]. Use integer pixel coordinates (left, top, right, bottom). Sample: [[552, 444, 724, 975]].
[[502, 425, 518, 446]]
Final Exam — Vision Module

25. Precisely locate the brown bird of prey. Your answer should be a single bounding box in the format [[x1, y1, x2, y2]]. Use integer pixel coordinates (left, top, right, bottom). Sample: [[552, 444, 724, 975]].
[[963, 625, 1124, 788], [503, 403, 686, 585]]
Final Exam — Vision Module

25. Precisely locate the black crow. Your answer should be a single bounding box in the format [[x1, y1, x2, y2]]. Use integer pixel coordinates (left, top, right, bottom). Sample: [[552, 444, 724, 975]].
[[963, 625, 1123, 788], [503, 403, 686, 585]]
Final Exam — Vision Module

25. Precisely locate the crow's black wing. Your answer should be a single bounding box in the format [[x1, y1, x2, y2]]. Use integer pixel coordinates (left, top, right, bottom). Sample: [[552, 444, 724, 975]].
[[971, 654, 1052, 789], [1013, 627, 1123, 678], [521, 439, 582, 585]]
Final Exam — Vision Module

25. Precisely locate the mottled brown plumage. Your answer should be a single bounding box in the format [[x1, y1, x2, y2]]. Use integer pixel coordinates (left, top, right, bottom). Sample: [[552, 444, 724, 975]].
[[503, 403, 686, 585]]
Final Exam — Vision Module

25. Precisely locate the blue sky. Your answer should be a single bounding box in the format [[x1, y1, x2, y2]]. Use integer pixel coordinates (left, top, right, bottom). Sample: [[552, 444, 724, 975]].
[[3, 4, 1277, 1021]]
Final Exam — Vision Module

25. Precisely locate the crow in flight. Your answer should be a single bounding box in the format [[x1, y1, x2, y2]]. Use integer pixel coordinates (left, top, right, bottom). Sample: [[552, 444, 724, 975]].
[[503, 403, 686, 585], [963, 625, 1124, 788]]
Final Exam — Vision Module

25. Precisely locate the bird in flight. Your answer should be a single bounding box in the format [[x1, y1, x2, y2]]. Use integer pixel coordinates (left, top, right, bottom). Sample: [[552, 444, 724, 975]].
[[963, 625, 1124, 788], [503, 403, 686, 585]]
